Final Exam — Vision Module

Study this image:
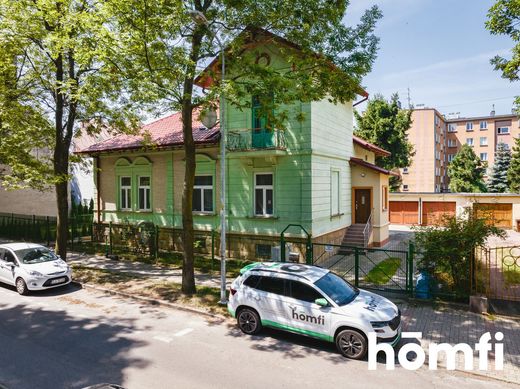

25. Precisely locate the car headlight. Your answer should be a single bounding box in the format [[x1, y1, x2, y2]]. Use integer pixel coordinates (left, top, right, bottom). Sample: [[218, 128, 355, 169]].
[[28, 270, 44, 278], [370, 321, 389, 329]]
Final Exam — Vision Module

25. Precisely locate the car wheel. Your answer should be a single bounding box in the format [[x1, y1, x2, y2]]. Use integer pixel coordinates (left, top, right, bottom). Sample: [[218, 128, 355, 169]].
[[16, 278, 29, 296], [237, 307, 262, 335], [335, 329, 367, 359]]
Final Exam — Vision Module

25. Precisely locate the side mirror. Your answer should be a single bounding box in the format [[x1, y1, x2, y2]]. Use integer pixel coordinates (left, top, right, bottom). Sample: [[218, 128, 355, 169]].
[[315, 298, 328, 307]]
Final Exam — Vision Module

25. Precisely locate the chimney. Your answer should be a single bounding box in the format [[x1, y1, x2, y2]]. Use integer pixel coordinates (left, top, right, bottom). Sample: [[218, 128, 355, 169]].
[[490, 104, 495, 117]]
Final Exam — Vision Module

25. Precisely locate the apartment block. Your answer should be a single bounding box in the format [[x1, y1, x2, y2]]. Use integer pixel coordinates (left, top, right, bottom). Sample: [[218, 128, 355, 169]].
[[401, 108, 519, 193]]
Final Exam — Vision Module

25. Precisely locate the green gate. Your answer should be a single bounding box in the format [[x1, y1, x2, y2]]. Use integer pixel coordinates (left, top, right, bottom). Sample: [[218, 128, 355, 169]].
[[312, 243, 415, 295]]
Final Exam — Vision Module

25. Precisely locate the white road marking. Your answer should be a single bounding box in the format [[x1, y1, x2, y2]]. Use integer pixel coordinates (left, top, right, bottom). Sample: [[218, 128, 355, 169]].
[[174, 328, 194, 337], [153, 335, 173, 343]]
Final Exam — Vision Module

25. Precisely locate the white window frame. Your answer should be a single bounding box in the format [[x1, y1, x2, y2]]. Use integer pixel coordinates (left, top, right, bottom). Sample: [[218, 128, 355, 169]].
[[480, 152, 488, 161], [193, 175, 214, 213], [448, 123, 456, 132], [466, 138, 474, 146], [480, 137, 488, 146], [403, 167, 409, 174], [330, 170, 340, 216], [497, 127, 510, 134], [480, 121, 487, 130], [138, 176, 151, 211], [254, 173, 274, 216], [403, 184, 409, 192], [466, 122, 473, 131], [448, 154, 455, 162], [448, 139, 456, 147], [120, 176, 132, 211]]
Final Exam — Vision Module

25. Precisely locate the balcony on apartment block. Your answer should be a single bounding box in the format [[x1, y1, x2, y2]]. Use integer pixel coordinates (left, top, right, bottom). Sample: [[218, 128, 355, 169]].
[[227, 128, 287, 152]]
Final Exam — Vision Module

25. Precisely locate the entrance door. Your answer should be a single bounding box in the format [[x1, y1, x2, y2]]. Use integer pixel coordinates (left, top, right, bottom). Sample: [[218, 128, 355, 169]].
[[354, 189, 371, 224]]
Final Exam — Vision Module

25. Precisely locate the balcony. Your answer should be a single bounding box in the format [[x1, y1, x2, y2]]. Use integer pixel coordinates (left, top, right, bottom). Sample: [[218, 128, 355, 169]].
[[227, 128, 287, 152]]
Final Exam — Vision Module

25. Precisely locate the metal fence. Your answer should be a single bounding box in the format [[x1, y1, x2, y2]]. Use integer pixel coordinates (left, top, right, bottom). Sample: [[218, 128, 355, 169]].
[[312, 242, 415, 295]]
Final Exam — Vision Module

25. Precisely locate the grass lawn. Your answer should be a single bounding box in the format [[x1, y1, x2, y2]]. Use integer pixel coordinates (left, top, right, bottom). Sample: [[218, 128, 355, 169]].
[[71, 265, 227, 315], [503, 267, 520, 286], [364, 257, 401, 285]]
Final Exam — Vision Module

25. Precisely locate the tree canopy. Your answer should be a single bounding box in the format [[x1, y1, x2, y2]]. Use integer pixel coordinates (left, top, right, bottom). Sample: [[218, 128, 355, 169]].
[[487, 142, 512, 192], [508, 137, 520, 192], [353, 93, 414, 190], [486, 0, 520, 107], [447, 144, 487, 193]]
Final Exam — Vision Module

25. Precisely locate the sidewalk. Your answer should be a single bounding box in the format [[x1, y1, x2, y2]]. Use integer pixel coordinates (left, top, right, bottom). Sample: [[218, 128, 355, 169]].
[[69, 252, 520, 384]]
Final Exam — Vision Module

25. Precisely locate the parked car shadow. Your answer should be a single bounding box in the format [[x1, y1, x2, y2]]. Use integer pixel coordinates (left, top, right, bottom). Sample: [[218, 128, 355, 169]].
[[0, 301, 149, 388], [0, 281, 82, 297]]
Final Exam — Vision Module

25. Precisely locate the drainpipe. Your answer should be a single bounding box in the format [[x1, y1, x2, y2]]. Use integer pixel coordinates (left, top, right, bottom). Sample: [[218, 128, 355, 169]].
[[95, 155, 101, 222], [353, 93, 369, 107]]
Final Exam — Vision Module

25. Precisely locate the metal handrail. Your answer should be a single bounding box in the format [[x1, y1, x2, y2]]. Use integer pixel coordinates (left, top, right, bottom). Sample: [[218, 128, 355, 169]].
[[227, 128, 287, 151], [363, 208, 374, 247]]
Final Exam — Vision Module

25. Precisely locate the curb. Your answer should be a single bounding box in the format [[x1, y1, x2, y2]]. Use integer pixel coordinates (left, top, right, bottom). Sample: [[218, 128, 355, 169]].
[[72, 281, 227, 321]]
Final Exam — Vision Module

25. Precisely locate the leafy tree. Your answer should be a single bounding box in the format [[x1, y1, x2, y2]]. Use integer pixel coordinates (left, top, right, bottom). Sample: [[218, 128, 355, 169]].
[[508, 137, 520, 192], [108, 1, 382, 293], [354, 93, 414, 190], [88, 198, 94, 214], [414, 207, 505, 297], [487, 142, 512, 192], [448, 144, 487, 192], [486, 0, 520, 107], [0, 1, 139, 259]]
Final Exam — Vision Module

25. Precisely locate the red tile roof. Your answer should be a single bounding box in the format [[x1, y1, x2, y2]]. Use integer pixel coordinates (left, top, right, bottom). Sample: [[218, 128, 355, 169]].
[[77, 112, 220, 154], [349, 157, 399, 176], [352, 135, 391, 157]]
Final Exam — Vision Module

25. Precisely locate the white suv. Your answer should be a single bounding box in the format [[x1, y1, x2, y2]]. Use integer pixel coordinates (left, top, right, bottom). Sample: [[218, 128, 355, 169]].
[[228, 262, 401, 359]]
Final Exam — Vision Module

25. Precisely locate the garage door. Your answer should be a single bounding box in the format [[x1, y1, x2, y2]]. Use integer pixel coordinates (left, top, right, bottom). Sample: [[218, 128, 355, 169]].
[[390, 201, 419, 224], [474, 203, 513, 229], [422, 202, 456, 226]]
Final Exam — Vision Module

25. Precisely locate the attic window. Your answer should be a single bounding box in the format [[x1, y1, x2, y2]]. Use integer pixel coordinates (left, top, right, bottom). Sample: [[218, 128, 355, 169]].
[[365, 154, 368, 161]]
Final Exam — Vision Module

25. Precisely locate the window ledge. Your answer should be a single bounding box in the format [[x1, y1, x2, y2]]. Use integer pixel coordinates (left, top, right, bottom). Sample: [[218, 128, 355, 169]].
[[330, 213, 344, 219], [135, 210, 153, 213], [247, 215, 279, 220], [193, 212, 216, 216]]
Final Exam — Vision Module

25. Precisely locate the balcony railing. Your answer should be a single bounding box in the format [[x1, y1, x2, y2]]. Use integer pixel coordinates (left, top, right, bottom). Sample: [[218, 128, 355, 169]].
[[227, 128, 287, 152]]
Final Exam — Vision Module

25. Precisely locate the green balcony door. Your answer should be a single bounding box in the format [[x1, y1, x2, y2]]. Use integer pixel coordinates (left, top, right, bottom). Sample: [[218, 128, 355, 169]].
[[252, 96, 275, 148]]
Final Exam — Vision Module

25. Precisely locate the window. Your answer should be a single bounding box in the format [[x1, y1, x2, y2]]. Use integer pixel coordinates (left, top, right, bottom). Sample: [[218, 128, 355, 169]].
[[138, 176, 151, 211], [255, 276, 285, 295], [403, 167, 409, 174], [382, 186, 388, 211], [448, 154, 455, 162], [435, 133, 440, 143], [287, 280, 323, 303], [497, 127, 510, 134], [252, 95, 272, 130], [255, 173, 274, 216], [120, 176, 131, 211], [243, 275, 262, 289], [314, 272, 358, 306], [466, 138, 474, 146], [193, 176, 213, 213], [448, 123, 457, 132], [403, 184, 409, 191], [435, 167, 440, 176], [448, 139, 456, 147], [435, 184, 440, 192], [466, 122, 473, 131], [480, 121, 487, 130], [435, 151, 441, 160], [331, 170, 340, 216], [4, 250, 16, 264], [480, 137, 488, 146], [435, 116, 440, 126], [255, 244, 272, 259], [480, 152, 488, 161]]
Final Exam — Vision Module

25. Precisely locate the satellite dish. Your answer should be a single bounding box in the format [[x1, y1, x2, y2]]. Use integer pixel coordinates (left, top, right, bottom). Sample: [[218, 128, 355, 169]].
[[200, 108, 218, 128]]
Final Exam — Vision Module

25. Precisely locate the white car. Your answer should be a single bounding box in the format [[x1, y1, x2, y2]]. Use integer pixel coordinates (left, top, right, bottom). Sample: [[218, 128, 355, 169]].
[[227, 262, 401, 359], [0, 243, 72, 295]]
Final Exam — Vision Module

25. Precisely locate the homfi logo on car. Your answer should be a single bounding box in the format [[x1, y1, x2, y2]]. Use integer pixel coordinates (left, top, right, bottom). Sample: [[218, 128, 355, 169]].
[[363, 295, 378, 312], [368, 332, 504, 371], [290, 306, 325, 325]]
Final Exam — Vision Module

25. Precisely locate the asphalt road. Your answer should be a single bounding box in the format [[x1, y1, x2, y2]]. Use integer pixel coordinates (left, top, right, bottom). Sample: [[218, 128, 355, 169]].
[[0, 283, 514, 389]]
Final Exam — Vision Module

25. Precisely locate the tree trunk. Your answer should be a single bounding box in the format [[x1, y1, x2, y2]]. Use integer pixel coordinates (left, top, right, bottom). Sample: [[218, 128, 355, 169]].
[[180, 29, 204, 295]]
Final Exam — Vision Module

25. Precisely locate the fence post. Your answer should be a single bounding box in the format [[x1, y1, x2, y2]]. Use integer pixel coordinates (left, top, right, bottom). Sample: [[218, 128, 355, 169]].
[[408, 242, 415, 296], [109, 222, 113, 255], [280, 233, 286, 262], [211, 229, 215, 273], [154, 225, 159, 259], [306, 236, 313, 265], [354, 247, 359, 287]]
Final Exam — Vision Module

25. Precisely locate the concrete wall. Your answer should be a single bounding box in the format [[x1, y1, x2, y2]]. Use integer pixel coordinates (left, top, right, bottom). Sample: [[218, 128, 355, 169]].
[[0, 183, 58, 216]]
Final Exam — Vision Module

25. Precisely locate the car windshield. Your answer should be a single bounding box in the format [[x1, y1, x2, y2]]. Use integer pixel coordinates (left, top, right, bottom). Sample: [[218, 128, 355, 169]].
[[14, 247, 58, 264], [314, 271, 359, 306]]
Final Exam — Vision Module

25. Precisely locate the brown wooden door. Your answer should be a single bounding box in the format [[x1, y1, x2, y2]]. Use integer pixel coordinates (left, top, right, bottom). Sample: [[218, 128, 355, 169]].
[[389, 201, 419, 224], [474, 203, 513, 229], [422, 202, 456, 226], [354, 189, 371, 224]]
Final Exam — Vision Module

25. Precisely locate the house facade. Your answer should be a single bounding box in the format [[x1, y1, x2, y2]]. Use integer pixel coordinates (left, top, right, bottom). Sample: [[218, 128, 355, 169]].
[[79, 32, 393, 260]]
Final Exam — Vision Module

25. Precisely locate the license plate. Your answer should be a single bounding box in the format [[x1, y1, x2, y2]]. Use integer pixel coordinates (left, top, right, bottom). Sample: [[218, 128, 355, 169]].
[[50, 278, 66, 285]]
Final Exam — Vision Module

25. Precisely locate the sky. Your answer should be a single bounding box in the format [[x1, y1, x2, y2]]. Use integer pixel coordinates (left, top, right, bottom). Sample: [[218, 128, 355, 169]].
[[346, 0, 518, 118]]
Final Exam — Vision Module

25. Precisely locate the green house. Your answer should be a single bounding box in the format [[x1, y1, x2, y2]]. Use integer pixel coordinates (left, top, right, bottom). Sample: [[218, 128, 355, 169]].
[[78, 29, 395, 260]]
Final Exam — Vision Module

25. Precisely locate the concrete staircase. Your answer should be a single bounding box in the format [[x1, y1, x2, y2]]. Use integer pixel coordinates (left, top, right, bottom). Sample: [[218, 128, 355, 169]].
[[341, 224, 366, 248]]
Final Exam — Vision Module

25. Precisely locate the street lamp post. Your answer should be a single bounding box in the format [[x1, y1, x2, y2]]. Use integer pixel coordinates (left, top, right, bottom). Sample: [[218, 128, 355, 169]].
[[189, 10, 227, 304]]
